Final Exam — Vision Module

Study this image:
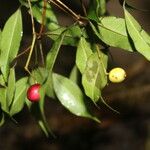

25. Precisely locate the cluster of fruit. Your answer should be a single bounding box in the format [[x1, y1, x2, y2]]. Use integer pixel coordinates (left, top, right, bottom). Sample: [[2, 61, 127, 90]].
[[27, 67, 126, 102]]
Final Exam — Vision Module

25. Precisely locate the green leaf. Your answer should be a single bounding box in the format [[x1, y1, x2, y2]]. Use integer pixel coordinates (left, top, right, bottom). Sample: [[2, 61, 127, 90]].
[[82, 52, 108, 102], [0, 75, 6, 87], [47, 25, 83, 46], [0, 111, 5, 127], [0, 88, 8, 113], [124, 8, 150, 60], [119, 0, 149, 12], [10, 77, 28, 116], [45, 32, 66, 98], [19, 0, 39, 7], [30, 86, 54, 137], [76, 37, 93, 73], [29, 67, 48, 85], [97, 0, 106, 16], [53, 73, 100, 123], [46, 32, 66, 71], [7, 68, 16, 107], [94, 16, 134, 51], [0, 29, 2, 43], [0, 9, 22, 81], [69, 65, 80, 84], [32, 0, 59, 31], [39, 85, 54, 137]]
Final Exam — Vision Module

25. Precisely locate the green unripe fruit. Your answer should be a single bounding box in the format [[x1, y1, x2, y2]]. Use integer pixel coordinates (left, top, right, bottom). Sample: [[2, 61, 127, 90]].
[[109, 67, 126, 83]]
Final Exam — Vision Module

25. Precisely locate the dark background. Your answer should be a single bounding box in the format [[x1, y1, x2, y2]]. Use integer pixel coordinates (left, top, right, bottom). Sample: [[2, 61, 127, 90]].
[[0, 0, 150, 150]]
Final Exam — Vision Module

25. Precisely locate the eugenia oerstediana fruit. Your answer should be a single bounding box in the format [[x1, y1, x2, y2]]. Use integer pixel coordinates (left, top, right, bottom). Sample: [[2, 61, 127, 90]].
[[27, 84, 41, 102], [108, 67, 126, 83]]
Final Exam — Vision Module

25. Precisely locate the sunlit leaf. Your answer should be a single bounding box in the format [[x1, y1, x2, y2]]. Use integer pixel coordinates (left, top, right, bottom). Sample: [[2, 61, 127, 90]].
[[76, 37, 93, 73], [53, 73, 100, 123], [0, 9, 22, 81], [124, 7, 150, 60], [10, 77, 28, 116], [82, 52, 108, 102]]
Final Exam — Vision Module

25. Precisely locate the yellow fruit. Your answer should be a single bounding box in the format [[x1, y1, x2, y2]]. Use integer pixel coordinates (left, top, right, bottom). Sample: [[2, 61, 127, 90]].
[[109, 67, 126, 83]]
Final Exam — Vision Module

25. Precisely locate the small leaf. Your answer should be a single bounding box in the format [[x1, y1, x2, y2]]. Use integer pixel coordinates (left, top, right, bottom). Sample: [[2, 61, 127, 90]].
[[10, 77, 28, 116], [76, 37, 93, 73], [53, 73, 100, 122], [69, 65, 80, 84], [0, 88, 8, 113], [47, 25, 83, 46], [0, 9, 22, 80], [124, 7, 150, 60], [0, 29, 2, 43], [32, 0, 59, 31], [7, 68, 16, 107], [82, 52, 107, 102], [46, 32, 66, 70], [29, 67, 48, 85], [0, 75, 6, 87], [39, 85, 54, 137], [0, 111, 5, 127]]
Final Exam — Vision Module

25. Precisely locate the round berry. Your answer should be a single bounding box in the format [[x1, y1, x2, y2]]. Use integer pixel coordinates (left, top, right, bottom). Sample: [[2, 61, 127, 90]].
[[27, 84, 41, 102], [109, 67, 126, 83]]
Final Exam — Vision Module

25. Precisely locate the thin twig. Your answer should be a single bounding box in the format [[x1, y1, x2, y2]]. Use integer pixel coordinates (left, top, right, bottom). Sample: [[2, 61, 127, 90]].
[[25, 0, 37, 75], [47, 0, 88, 25], [79, 0, 87, 16], [37, 0, 47, 39]]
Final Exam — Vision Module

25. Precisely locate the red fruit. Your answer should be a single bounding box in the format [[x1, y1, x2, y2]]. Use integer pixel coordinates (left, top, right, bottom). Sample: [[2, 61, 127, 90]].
[[27, 84, 41, 102]]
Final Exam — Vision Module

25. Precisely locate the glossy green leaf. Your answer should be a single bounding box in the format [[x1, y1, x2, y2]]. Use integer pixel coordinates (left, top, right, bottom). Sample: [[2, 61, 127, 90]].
[[82, 52, 108, 102], [45, 32, 66, 98], [32, 0, 59, 31], [53, 73, 100, 123], [7, 68, 16, 107], [96, 17, 134, 51], [124, 8, 150, 60], [0, 9, 22, 81], [47, 25, 82, 46], [0, 88, 8, 113], [10, 77, 28, 116], [76, 37, 93, 73]]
